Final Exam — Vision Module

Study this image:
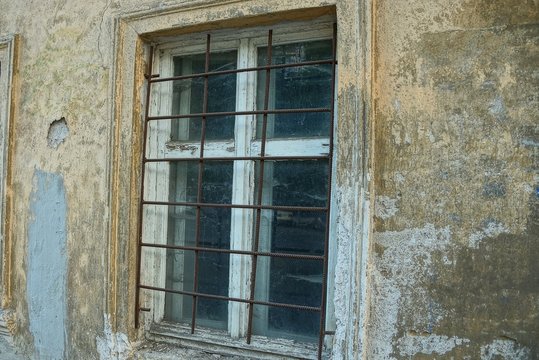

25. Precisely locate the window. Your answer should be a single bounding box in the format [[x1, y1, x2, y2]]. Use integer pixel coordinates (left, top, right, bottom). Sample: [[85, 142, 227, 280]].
[[136, 20, 337, 359]]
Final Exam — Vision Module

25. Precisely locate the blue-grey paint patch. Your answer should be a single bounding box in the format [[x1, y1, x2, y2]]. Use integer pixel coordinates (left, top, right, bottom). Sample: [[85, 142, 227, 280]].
[[27, 169, 68, 360], [482, 182, 507, 198], [488, 96, 508, 122]]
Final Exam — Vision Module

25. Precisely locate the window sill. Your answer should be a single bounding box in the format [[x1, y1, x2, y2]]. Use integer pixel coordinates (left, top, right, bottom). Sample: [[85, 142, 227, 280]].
[[147, 321, 328, 359]]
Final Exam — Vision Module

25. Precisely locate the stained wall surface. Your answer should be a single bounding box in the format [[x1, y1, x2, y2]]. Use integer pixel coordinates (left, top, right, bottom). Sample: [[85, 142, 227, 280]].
[[0, 0, 536, 359], [370, 0, 538, 358]]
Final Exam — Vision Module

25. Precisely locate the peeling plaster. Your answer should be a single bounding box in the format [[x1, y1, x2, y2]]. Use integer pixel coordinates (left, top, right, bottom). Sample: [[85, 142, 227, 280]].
[[331, 190, 370, 360], [96, 314, 132, 360], [397, 333, 470, 356], [394, 172, 405, 184], [375, 196, 399, 220], [47, 117, 69, 149], [488, 96, 508, 122], [480, 339, 531, 360], [368, 224, 453, 359], [468, 220, 509, 249], [0, 310, 22, 359]]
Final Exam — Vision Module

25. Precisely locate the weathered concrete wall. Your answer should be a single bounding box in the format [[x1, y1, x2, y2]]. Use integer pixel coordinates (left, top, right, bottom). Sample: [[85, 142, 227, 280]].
[[0, 0, 119, 358], [0, 0, 536, 359], [370, 0, 538, 358]]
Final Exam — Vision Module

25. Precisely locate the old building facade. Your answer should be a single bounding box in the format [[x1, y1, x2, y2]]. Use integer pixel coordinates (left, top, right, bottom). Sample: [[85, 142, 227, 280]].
[[0, 0, 537, 359]]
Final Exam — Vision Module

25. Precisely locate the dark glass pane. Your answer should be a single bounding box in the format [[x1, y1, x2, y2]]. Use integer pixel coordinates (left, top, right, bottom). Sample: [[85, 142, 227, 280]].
[[258, 39, 332, 65], [252, 158, 329, 341], [166, 161, 233, 204], [197, 298, 228, 330], [255, 257, 323, 308], [165, 162, 232, 328], [164, 293, 192, 324], [252, 304, 320, 343], [164, 246, 230, 328], [256, 112, 331, 139], [171, 51, 237, 141], [256, 40, 332, 139], [162, 247, 194, 323], [256, 160, 329, 207], [167, 161, 199, 203], [258, 209, 326, 256], [201, 161, 233, 204]]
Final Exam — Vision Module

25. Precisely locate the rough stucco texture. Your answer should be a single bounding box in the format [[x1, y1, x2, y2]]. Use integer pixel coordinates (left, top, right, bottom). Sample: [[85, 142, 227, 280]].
[[371, 0, 538, 359], [0, 0, 119, 357], [0, 0, 537, 358]]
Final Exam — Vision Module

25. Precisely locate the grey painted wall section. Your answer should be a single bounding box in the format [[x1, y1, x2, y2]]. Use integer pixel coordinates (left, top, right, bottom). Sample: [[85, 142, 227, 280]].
[[27, 169, 68, 359]]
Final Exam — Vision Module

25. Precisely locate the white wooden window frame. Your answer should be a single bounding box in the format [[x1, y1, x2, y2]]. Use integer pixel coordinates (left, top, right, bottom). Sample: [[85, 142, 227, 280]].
[[140, 19, 338, 356]]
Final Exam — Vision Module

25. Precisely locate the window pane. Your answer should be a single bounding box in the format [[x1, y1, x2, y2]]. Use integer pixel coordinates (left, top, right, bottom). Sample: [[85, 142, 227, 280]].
[[171, 50, 237, 141], [252, 159, 328, 342], [256, 112, 331, 139], [258, 209, 326, 256], [256, 160, 329, 207], [164, 252, 230, 329], [167, 161, 234, 204], [165, 161, 233, 328], [254, 257, 323, 307], [252, 304, 320, 343], [196, 298, 228, 330], [256, 40, 332, 139]]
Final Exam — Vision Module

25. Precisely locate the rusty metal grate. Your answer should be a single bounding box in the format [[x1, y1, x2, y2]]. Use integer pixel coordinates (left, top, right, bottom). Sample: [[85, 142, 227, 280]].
[[135, 24, 337, 359]]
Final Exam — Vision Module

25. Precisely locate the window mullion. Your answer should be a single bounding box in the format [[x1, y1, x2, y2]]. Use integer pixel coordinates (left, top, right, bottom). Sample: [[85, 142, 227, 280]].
[[228, 38, 256, 338]]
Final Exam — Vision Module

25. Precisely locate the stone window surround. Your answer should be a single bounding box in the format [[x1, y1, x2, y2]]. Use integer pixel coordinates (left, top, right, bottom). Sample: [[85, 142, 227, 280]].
[[0, 34, 18, 306], [108, 1, 373, 358]]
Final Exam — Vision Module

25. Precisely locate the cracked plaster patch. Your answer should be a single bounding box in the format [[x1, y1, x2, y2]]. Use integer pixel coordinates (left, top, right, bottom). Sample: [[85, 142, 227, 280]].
[[368, 224, 453, 359], [480, 339, 531, 360], [375, 195, 399, 220], [96, 314, 132, 360], [47, 117, 69, 149], [468, 220, 509, 249], [397, 334, 470, 356]]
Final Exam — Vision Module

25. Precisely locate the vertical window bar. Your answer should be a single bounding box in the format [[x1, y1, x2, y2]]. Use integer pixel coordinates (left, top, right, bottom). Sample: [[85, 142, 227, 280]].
[[317, 23, 338, 360], [246, 29, 273, 344], [135, 46, 155, 328], [191, 34, 212, 334]]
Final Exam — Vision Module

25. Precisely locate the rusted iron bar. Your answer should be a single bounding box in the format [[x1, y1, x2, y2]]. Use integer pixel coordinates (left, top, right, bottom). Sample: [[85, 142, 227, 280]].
[[147, 107, 331, 121], [141, 200, 328, 212], [139, 284, 321, 312], [144, 155, 330, 163], [140, 242, 325, 261], [150, 59, 336, 83]]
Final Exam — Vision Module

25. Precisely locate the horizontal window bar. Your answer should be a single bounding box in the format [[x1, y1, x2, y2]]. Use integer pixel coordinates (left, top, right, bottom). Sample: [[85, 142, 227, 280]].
[[140, 242, 325, 260], [147, 108, 331, 121], [149, 59, 337, 83], [144, 155, 330, 163], [142, 200, 328, 212], [138, 284, 321, 312]]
